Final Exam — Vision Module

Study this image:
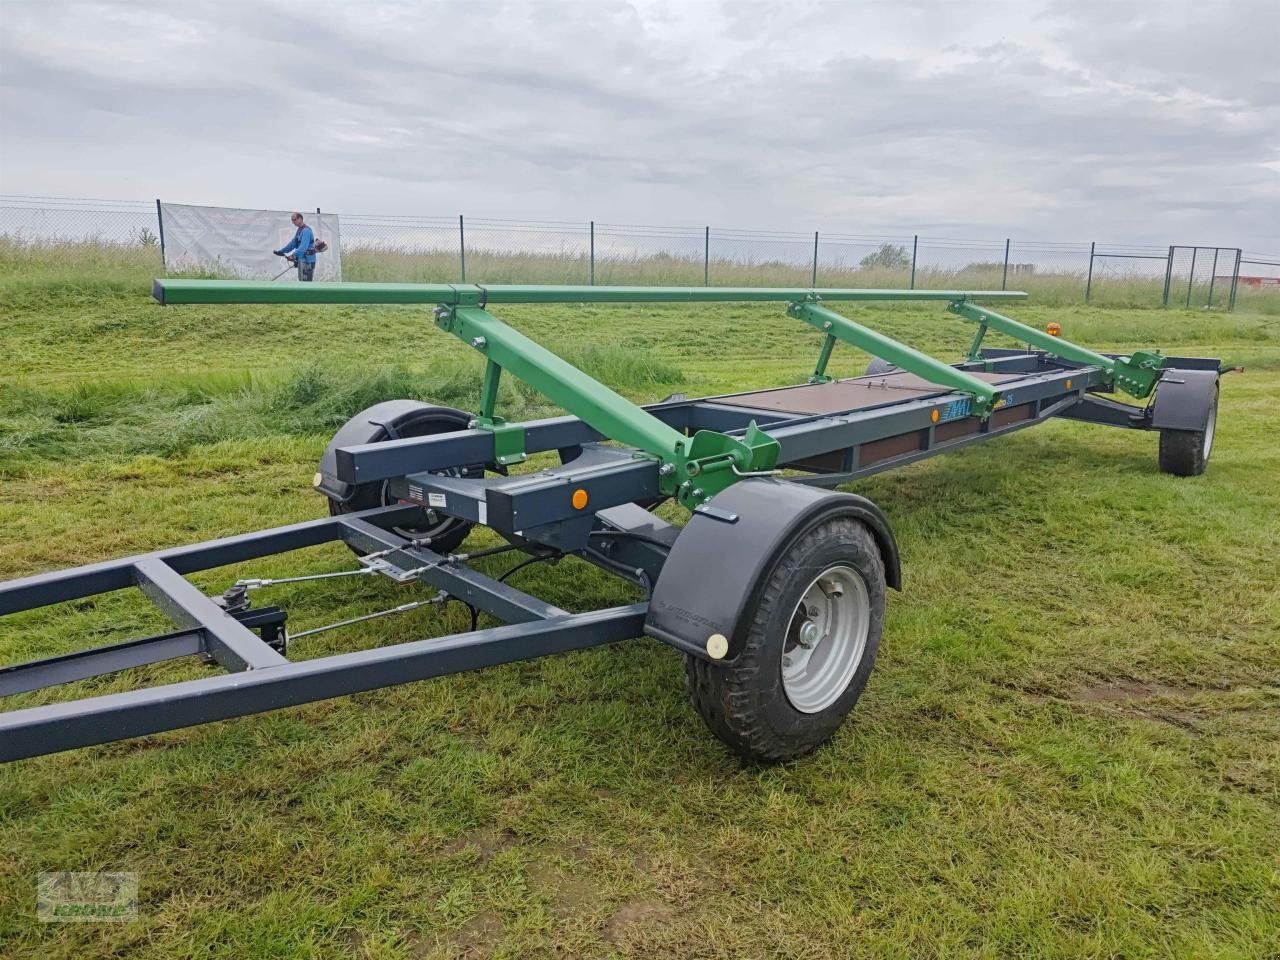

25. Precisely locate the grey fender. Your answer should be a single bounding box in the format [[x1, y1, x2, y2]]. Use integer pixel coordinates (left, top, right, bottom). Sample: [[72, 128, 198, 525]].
[[644, 479, 901, 664], [317, 400, 470, 502], [1150, 369, 1219, 432]]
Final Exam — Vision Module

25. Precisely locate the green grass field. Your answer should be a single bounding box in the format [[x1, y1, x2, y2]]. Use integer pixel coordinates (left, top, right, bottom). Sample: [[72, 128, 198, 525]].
[[1, 246, 1278, 959]]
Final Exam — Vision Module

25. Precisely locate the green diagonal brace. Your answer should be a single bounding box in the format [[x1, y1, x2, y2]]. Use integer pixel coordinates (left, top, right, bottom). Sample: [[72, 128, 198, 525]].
[[948, 301, 1164, 399], [438, 305, 778, 507], [789, 301, 1001, 416]]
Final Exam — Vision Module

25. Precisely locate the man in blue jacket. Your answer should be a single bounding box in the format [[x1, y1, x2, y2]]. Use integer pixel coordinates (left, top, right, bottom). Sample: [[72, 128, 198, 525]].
[[273, 212, 317, 281]]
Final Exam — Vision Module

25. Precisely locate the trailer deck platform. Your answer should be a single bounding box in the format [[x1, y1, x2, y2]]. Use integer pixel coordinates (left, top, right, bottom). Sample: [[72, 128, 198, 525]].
[[717, 369, 1024, 416]]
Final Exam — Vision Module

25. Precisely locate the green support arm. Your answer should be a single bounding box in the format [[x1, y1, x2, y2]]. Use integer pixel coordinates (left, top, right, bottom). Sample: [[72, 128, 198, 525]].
[[947, 301, 1164, 399], [436, 305, 778, 508], [442, 304, 686, 463], [789, 301, 1003, 416]]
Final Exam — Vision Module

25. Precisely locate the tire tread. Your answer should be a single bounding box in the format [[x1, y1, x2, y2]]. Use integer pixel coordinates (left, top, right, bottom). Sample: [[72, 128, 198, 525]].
[[685, 517, 885, 763]]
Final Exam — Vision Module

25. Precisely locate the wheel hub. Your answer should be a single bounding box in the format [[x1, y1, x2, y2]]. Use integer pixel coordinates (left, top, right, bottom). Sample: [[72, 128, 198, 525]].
[[798, 619, 821, 648], [781, 564, 870, 714]]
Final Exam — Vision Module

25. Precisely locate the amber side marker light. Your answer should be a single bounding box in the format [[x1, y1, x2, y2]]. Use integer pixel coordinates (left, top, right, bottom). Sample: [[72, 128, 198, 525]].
[[930, 409, 940, 423], [571, 488, 589, 510], [1046, 322, 1062, 336]]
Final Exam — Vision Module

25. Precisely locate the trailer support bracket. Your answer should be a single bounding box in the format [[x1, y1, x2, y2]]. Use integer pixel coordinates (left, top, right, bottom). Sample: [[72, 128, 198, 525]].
[[789, 300, 1001, 416], [949, 301, 1164, 399]]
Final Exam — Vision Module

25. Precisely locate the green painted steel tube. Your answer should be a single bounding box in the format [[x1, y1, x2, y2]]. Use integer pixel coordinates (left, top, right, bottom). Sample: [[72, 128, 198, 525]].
[[949, 301, 1115, 371], [445, 306, 690, 464], [790, 302, 1000, 414], [948, 300, 1165, 399], [153, 279, 1027, 307], [811, 334, 838, 382]]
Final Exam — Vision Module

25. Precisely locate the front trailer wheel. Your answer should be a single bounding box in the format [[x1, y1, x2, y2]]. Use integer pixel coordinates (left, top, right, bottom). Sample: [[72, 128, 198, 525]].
[[324, 403, 481, 555], [685, 516, 886, 763]]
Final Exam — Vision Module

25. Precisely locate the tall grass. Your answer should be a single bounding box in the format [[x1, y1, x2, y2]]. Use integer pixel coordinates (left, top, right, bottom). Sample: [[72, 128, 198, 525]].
[[5, 235, 1276, 313], [0, 348, 682, 472]]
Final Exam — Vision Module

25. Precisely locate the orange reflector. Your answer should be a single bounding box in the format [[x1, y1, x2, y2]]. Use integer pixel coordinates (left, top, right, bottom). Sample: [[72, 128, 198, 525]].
[[930, 409, 940, 423], [1046, 322, 1062, 336], [1066, 379, 1073, 390], [571, 488, 589, 510]]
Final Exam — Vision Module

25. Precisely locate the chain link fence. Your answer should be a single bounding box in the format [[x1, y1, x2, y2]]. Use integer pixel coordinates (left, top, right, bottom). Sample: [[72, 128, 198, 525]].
[[2, 195, 1275, 311]]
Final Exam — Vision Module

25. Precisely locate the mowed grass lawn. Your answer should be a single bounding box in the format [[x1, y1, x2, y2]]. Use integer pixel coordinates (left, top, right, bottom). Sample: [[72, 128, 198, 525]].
[[1, 251, 1278, 959]]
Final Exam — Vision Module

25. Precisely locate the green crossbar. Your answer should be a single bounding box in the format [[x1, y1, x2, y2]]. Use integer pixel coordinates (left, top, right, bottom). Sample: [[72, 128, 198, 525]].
[[153, 279, 1026, 307]]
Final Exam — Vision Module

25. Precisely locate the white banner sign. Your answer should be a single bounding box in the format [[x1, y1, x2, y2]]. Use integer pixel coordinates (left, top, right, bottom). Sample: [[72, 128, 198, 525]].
[[159, 203, 342, 280]]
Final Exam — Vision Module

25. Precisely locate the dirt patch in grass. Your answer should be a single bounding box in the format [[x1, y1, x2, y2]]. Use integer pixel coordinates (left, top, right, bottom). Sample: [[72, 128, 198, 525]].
[[453, 910, 502, 959], [601, 901, 675, 944], [1070, 679, 1186, 702], [529, 862, 599, 915], [440, 826, 515, 862]]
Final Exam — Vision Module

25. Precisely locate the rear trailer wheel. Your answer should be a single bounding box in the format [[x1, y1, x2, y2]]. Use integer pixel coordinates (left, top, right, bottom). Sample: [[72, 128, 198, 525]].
[[865, 357, 899, 377], [684, 516, 885, 763], [1158, 385, 1218, 477], [324, 403, 480, 555]]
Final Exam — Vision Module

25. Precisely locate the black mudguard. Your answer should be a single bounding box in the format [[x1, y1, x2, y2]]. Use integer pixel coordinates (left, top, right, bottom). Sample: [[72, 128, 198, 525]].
[[316, 400, 470, 502], [645, 479, 901, 664], [1150, 369, 1219, 432]]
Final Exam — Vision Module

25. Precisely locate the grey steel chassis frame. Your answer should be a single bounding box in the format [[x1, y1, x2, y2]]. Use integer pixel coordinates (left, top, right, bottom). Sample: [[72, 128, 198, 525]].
[[0, 287, 1224, 763]]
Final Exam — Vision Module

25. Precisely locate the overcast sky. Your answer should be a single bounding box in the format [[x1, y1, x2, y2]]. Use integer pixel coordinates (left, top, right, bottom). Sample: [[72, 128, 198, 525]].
[[1, 0, 1277, 250]]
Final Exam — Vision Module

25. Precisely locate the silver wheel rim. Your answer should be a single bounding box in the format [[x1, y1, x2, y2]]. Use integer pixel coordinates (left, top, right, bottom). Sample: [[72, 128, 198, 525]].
[[781, 564, 870, 713], [1202, 397, 1217, 460]]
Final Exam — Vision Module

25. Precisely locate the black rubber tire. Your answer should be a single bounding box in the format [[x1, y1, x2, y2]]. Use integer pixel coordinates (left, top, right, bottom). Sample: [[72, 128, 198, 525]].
[[327, 404, 479, 555], [684, 516, 886, 763], [865, 358, 899, 376], [1158, 385, 1217, 477]]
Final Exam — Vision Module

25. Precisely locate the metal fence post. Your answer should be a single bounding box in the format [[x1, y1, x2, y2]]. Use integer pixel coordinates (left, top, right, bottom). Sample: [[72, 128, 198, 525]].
[[1001, 238, 1010, 290], [154, 198, 166, 270], [1206, 248, 1220, 309], [909, 234, 918, 289], [1161, 246, 1175, 307], [1184, 247, 1198, 308], [1229, 249, 1242, 311], [589, 220, 595, 285], [1085, 241, 1095, 303], [811, 231, 819, 286], [459, 214, 466, 282], [703, 226, 709, 286]]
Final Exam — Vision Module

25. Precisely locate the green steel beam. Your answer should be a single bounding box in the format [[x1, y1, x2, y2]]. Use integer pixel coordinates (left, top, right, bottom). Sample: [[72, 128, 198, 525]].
[[789, 302, 1002, 416], [154, 279, 1027, 307], [810, 334, 838, 383], [438, 306, 778, 507], [948, 301, 1164, 399]]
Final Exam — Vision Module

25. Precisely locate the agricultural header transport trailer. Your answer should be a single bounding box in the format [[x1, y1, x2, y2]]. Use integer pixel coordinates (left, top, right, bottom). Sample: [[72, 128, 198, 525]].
[[0, 283, 1227, 764]]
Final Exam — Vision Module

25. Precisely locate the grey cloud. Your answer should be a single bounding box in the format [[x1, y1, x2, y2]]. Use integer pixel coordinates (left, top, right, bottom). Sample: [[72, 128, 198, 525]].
[[0, 0, 1275, 251]]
